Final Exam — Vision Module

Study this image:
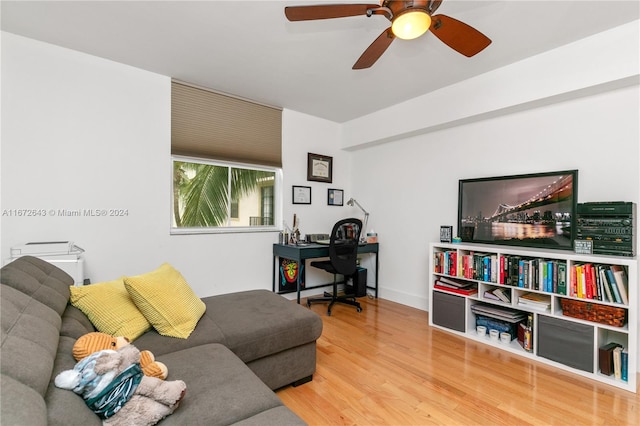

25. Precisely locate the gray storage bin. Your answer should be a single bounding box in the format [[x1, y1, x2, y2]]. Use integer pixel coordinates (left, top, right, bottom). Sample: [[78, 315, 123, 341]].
[[432, 291, 466, 332], [538, 315, 594, 372]]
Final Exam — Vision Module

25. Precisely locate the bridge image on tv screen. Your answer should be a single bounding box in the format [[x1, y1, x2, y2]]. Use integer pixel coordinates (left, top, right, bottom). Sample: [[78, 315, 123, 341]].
[[458, 172, 576, 249]]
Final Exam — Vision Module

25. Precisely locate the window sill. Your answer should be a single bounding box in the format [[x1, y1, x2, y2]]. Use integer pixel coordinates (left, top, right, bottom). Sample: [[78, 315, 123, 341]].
[[170, 227, 280, 236]]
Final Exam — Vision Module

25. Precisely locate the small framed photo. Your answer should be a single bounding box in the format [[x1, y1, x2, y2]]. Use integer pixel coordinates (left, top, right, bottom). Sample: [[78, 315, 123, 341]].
[[292, 186, 311, 205], [327, 189, 343, 206], [307, 153, 333, 183], [440, 226, 453, 243]]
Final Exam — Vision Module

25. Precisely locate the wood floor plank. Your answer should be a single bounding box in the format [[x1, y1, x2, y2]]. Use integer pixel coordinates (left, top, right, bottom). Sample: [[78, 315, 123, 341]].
[[277, 297, 639, 425]]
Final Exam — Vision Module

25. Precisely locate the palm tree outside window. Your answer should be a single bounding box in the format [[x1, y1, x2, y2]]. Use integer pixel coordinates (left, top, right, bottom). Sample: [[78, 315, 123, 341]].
[[172, 157, 280, 232]]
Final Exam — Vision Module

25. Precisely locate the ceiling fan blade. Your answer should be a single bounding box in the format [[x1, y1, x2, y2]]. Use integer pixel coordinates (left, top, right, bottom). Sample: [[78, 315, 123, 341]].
[[430, 14, 491, 57], [285, 4, 381, 21], [352, 27, 395, 70]]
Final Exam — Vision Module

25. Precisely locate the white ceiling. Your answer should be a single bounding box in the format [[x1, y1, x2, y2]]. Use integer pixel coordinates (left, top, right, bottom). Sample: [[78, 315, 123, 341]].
[[2, 1, 638, 123]]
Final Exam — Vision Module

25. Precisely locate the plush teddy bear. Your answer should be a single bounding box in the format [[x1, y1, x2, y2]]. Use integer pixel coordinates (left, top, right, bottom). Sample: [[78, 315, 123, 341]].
[[55, 343, 186, 426], [73, 332, 168, 380]]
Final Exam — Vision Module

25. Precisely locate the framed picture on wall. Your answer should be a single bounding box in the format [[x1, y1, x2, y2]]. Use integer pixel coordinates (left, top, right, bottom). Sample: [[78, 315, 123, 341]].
[[328, 189, 343, 206], [292, 186, 311, 204], [307, 153, 333, 183]]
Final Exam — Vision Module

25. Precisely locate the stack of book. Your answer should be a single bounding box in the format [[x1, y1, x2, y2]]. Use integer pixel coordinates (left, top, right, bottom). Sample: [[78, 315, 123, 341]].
[[483, 287, 511, 304], [433, 276, 477, 296], [517, 292, 551, 312], [470, 304, 527, 323]]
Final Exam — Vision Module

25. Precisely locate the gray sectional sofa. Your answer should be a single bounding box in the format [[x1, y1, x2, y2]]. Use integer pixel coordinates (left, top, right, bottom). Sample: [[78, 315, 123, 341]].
[[1, 256, 323, 425]]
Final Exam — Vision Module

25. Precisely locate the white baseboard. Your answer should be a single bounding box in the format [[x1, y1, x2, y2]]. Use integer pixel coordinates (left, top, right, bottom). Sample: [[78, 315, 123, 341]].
[[378, 287, 428, 312]]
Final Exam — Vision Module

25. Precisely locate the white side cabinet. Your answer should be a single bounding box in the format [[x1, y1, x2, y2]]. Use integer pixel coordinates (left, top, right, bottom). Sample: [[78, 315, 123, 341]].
[[429, 242, 637, 393], [9, 241, 85, 286]]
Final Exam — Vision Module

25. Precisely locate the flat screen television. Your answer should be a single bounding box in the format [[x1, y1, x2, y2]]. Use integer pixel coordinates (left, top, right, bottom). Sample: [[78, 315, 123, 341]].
[[458, 170, 578, 250]]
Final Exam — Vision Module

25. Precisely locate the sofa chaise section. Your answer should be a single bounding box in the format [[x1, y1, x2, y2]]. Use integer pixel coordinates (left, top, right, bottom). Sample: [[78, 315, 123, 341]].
[[135, 289, 323, 390]]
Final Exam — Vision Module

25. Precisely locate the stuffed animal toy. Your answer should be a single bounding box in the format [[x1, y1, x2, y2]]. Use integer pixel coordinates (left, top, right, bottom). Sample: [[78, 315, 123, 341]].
[[73, 332, 168, 380], [55, 343, 186, 426]]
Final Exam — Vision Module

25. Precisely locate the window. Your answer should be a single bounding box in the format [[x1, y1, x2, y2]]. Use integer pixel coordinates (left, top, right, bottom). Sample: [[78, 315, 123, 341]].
[[172, 156, 281, 233], [170, 81, 283, 234]]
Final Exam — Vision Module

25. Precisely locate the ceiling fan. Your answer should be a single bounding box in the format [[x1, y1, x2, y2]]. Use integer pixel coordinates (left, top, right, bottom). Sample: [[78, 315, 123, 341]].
[[285, 0, 491, 69]]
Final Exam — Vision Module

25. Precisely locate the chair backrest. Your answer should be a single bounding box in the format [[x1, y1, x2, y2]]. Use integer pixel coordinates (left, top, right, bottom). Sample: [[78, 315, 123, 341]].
[[328, 218, 363, 276]]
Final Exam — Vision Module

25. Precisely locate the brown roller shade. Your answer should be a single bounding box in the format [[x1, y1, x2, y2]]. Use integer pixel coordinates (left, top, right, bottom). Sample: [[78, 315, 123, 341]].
[[171, 81, 282, 167]]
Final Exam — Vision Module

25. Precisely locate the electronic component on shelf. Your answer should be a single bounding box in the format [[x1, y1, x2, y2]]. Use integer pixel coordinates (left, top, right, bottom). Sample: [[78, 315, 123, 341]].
[[576, 202, 636, 256], [305, 233, 330, 243]]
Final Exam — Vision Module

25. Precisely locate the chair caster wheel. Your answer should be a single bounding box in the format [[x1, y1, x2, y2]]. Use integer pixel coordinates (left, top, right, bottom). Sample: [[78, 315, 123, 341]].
[[327, 310, 332, 316], [357, 307, 362, 313]]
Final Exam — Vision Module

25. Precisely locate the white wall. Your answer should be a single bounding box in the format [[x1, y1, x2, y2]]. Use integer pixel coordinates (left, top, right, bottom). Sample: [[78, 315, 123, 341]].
[[0, 31, 172, 281], [282, 109, 352, 236], [0, 32, 349, 298], [281, 109, 380, 297], [350, 85, 639, 310]]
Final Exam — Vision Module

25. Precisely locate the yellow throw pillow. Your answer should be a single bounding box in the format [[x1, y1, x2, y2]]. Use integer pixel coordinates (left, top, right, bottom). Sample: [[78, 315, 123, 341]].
[[69, 278, 151, 341], [124, 263, 205, 339]]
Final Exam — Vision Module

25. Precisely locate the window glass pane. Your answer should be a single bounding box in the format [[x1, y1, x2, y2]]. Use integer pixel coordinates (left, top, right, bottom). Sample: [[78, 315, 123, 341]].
[[229, 167, 275, 227], [230, 199, 239, 219], [173, 158, 278, 231], [261, 186, 274, 226]]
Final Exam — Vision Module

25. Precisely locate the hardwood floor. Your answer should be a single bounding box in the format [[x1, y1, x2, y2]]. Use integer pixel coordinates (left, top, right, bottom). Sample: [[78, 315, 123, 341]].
[[277, 297, 639, 425]]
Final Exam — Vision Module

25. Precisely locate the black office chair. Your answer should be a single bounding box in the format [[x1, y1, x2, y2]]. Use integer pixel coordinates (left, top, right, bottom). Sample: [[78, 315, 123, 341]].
[[307, 218, 363, 316]]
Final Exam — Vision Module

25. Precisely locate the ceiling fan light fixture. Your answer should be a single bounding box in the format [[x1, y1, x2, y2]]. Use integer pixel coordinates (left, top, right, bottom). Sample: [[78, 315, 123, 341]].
[[391, 9, 431, 40]]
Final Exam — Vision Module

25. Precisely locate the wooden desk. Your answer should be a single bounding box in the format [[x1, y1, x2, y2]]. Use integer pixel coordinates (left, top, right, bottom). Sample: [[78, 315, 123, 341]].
[[272, 243, 379, 303]]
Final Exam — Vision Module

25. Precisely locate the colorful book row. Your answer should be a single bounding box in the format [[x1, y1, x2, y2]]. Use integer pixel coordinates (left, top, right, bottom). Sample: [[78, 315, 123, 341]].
[[433, 251, 565, 291], [433, 251, 629, 305], [570, 263, 629, 305]]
